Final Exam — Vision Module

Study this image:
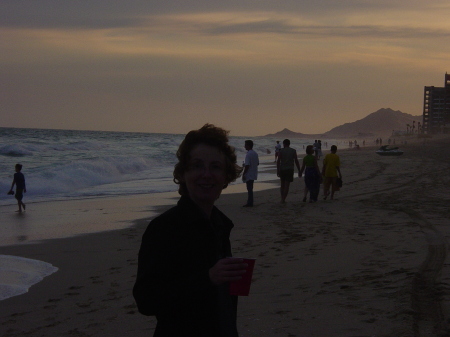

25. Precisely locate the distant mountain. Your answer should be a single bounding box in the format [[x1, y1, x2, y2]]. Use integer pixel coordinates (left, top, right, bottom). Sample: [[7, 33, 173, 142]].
[[322, 108, 422, 138], [265, 108, 422, 139], [264, 128, 321, 139]]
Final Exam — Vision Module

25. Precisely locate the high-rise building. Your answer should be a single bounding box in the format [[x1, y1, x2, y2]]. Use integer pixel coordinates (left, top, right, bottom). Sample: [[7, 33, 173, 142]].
[[423, 73, 450, 134]]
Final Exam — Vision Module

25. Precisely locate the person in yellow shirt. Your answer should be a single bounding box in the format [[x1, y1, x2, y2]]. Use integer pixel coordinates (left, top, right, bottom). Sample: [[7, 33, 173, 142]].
[[322, 145, 342, 200]]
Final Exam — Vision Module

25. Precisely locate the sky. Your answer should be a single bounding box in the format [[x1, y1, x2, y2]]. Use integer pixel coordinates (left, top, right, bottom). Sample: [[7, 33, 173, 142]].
[[1, 1, 449, 136]]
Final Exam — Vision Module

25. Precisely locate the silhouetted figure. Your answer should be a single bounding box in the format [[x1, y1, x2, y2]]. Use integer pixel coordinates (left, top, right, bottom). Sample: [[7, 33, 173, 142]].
[[8, 163, 26, 212], [133, 124, 247, 337], [277, 139, 301, 203], [242, 140, 259, 207], [274, 141, 281, 162], [300, 145, 322, 203], [322, 145, 342, 201]]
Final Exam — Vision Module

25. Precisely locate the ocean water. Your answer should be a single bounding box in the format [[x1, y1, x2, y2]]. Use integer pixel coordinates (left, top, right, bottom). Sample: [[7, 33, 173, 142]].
[[0, 127, 326, 206]]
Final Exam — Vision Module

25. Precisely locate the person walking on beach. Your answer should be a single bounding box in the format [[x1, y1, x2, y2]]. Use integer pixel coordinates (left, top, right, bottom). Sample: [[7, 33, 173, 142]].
[[277, 139, 301, 203], [299, 145, 322, 203], [317, 140, 323, 159], [133, 124, 248, 337], [274, 141, 281, 162], [322, 145, 342, 200], [313, 140, 319, 157], [8, 163, 26, 212], [242, 140, 259, 207]]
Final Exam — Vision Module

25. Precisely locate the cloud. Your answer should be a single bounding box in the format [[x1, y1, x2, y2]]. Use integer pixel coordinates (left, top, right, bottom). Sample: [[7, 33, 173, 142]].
[[1, 1, 449, 135], [0, 1, 146, 29], [2, 0, 449, 30], [184, 17, 450, 41]]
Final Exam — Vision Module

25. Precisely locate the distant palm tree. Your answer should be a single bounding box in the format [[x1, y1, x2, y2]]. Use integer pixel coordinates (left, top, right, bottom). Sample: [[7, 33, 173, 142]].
[[412, 121, 416, 134]]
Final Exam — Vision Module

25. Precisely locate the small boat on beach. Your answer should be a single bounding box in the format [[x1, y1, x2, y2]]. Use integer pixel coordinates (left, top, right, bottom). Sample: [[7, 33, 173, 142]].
[[376, 145, 404, 156]]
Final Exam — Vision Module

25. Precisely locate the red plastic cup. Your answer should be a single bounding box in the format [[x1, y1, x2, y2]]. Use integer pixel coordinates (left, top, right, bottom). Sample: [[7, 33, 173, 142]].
[[229, 258, 256, 296]]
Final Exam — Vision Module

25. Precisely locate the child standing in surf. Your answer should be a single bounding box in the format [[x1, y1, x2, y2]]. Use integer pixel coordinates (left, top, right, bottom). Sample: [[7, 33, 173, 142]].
[[8, 163, 26, 212]]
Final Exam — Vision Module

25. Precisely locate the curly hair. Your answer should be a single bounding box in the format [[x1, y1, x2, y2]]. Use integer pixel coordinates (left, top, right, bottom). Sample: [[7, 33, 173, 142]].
[[173, 124, 243, 196], [306, 145, 315, 155]]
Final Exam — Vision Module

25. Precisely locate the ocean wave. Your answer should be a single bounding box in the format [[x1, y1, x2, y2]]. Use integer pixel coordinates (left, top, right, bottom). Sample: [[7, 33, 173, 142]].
[[48, 140, 109, 152], [25, 155, 168, 196], [0, 145, 34, 157]]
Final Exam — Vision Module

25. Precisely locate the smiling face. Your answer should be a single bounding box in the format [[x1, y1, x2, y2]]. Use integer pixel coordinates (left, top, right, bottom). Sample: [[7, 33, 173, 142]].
[[182, 143, 227, 214]]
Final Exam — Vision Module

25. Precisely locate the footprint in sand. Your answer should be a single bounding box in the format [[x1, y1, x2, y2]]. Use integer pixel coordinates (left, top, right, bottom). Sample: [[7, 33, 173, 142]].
[[10, 311, 31, 316], [48, 298, 61, 303], [65, 292, 80, 296], [109, 267, 121, 274], [127, 258, 138, 265], [123, 303, 138, 314], [90, 276, 103, 284], [76, 301, 93, 308], [68, 285, 83, 290]]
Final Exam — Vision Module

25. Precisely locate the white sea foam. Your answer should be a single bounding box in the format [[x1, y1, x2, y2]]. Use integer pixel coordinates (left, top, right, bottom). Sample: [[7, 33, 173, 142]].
[[0, 144, 35, 157], [0, 255, 58, 301]]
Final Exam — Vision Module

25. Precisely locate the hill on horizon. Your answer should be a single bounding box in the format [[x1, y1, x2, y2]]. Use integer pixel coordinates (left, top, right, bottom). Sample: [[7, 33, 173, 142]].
[[265, 108, 422, 139]]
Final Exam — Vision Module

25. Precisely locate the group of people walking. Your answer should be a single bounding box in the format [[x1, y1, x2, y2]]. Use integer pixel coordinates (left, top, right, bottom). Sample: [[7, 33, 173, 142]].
[[275, 139, 342, 203], [243, 138, 342, 206]]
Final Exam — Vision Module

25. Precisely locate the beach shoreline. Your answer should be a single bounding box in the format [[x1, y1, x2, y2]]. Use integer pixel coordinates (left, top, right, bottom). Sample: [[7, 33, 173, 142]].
[[1, 134, 450, 336]]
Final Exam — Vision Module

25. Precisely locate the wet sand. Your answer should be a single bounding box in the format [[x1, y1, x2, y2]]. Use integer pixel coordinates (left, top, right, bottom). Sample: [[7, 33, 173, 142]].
[[1, 135, 449, 337]]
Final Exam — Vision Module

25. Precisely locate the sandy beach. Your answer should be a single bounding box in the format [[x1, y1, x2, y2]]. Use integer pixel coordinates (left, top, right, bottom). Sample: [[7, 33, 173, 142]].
[[1, 135, 450, 337]]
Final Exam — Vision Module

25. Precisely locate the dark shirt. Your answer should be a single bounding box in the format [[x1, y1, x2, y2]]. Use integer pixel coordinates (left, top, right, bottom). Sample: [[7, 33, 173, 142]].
[[14, 172, 25, 190], [133, 196, 239, 337]]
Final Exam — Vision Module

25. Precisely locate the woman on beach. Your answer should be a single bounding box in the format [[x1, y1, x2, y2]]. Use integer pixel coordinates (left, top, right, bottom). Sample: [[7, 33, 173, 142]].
[[322, 145, 342, 200], [299, 145, 322, 202], [133, 124, 247, 337]]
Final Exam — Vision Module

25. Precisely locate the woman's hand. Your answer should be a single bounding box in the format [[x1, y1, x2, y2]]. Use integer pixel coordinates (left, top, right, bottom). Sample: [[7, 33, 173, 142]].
[[209, 258, 248, 285]]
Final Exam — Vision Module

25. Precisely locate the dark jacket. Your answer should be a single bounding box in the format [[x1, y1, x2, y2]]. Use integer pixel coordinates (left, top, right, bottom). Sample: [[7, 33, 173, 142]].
[[133, 196, 238, 337]]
